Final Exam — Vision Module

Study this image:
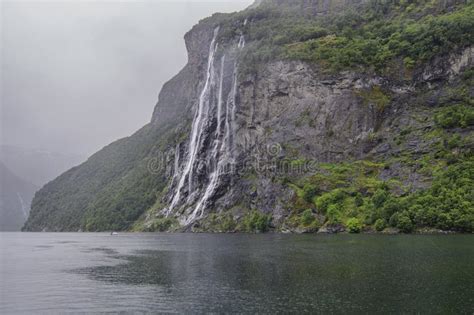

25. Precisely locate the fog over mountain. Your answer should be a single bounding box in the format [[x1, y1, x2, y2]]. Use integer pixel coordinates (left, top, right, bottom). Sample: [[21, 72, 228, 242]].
[[1, 0, 253, 157], [0, 145, 85, 186]]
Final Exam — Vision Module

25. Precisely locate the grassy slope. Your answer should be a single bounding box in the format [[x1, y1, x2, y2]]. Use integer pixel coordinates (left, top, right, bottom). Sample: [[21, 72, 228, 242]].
[[23, 123, 180, 231]]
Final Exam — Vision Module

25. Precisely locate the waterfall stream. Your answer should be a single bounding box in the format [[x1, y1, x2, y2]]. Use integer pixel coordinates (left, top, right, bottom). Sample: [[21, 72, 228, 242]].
[[167, 23, 247, 224], [216, 55, 226, 136], [191, 41, 245, 223], [167, 27, 220, 214], [173, 143, 180, 184], [17, 192, 29, 219], [238, 35, 246, 49]]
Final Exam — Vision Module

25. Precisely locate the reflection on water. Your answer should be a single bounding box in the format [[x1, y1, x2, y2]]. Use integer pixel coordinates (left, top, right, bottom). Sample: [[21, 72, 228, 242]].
[[1, 233, 473, 313]]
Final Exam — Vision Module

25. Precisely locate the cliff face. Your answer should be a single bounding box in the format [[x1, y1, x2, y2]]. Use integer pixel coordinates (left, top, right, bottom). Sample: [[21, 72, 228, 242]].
[[151, 24, 214, 127], [224, 48, 473, 228], [24, 0, 473, 233]]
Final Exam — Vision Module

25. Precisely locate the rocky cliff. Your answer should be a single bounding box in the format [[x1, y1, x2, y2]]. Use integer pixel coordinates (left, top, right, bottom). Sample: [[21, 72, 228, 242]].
[[24, 0, 473, 233]]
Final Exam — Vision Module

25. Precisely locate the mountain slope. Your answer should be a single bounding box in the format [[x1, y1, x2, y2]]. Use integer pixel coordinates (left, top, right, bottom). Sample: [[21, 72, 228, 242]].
[[0, 162, 38, 231], [24, 0, 473, 233]]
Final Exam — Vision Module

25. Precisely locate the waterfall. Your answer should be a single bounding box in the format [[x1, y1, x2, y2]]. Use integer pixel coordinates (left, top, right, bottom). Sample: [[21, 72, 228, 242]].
[[189, 56, 227, 222], [173, 144, 180, 182], [238, 35, 246, 49], [190, 61, 240, 222], [229, 61, 239, 157], [239, 19, 248, 48], [190, 32, 246, 222], [167, 27, 220, 214], [17, 193, 28, 219], [216, 55, 226, 136], [168, 21, 248, 223]]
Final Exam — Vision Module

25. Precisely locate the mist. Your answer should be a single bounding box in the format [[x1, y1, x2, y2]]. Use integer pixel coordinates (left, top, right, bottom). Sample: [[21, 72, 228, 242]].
[[1, 0, 253, 157]]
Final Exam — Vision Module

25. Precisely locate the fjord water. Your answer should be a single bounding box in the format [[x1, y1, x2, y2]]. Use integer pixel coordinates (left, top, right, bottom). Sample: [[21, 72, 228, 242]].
[[1, 233, 473, 313]]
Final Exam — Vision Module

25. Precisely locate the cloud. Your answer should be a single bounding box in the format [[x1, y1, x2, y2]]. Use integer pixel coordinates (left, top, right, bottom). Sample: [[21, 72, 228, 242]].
[[1, 0, 252, 156]]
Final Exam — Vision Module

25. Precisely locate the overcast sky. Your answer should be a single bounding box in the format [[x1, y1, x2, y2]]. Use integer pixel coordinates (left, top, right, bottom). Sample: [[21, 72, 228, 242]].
[[1, 0, 253, 156]]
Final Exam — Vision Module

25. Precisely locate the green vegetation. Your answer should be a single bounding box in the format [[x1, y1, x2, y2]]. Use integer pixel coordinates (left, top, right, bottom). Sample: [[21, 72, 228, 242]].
[[242, 211, 272, 233], [285, 3, 473, 73], [391, 212, 414, 233], [300, 209, 315, 226], [286, 156, 473, 233], [203, 213, 238, 232], [302, 183, 318, 202], [346, 218, 363, 233], [145, 217, 179, 232], [24, 123, 177, 232], [217, 0, 474, 75], [374, 219, 386, 232], [357, 86, 391, 113], [284, 96, 474, 233], [434, 105, 474, 129]]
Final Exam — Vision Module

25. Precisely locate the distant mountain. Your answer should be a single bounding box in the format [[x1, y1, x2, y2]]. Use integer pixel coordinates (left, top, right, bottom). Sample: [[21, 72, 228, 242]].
[[0, 145, 85, 230], [0, 145, 85, 187], [0, 162, 38, 231]]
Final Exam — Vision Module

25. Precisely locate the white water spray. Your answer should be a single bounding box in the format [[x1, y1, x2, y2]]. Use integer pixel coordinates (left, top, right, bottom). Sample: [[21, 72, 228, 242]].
[[240, 19, 248, 48], [190, 30, 247, 222], [216, 55, 226, 136], [173, 144, 180, 180], [238, 35, 246, 49], [168, 21, 248, 223], [167, 27, 220, 214]]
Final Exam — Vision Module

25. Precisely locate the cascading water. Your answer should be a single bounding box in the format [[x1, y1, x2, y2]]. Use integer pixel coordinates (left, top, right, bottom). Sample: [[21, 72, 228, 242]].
[[216, 55, 226, 136], [167, 21, 247, 224], [17, 193, 28, 219], [191, 60, 240, 222], [191, 32, 246, 222], [238, 35, 246, 49], [173, 143, 180, 183], [167, 27, 220, 215]]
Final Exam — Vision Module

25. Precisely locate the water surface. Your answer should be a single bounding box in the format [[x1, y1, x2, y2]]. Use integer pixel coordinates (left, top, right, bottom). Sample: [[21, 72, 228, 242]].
[[1, 233, 473, 313]]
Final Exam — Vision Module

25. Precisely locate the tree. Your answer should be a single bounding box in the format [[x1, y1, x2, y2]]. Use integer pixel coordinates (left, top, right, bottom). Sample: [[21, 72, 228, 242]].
[[374, 219, 386, 231], [346, 218, 362, 233]]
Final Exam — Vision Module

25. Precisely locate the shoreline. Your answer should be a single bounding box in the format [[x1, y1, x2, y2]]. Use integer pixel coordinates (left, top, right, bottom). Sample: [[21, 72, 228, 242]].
[[12, 229, 473, 235]]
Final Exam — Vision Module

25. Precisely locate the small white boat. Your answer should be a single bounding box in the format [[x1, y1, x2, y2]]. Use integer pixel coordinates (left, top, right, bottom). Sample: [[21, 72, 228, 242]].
[[110, 232, 119, 236]]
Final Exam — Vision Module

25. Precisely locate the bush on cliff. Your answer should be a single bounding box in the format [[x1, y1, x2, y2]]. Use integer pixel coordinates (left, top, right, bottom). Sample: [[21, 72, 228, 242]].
[[243, 211, 272, 233], [374, 219, 386, 232], [435, 105, 474, 129], [300, 209, 315, 226], [346, 218, 363, 233]]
